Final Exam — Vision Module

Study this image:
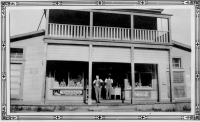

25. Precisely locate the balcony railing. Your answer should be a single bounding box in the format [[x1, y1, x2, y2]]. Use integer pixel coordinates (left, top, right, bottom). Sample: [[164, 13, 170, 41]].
[[48, 23, 169, 43]]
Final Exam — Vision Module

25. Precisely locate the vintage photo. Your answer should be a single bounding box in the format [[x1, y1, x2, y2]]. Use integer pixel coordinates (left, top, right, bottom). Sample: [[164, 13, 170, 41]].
[[2, 1, 198, 120]]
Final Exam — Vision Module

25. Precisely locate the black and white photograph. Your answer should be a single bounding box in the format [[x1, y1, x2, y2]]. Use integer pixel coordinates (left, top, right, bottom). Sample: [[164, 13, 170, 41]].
[[1, 0, 200, 121]]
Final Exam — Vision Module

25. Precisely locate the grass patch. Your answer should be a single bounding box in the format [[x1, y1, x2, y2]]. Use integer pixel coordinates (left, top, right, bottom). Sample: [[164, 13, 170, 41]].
[[182, 105, 191, 111]]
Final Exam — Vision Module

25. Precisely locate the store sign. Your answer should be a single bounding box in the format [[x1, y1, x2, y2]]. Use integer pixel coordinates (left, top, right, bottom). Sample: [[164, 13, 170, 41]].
[[53, 90, 82, 96], [135, 91, 151, 98]]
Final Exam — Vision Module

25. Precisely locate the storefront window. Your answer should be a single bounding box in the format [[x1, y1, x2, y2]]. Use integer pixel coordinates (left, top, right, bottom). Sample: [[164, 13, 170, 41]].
[[135, 64, 157, 88], [53, 71, 84, 88], [46, 61, 88, 96]]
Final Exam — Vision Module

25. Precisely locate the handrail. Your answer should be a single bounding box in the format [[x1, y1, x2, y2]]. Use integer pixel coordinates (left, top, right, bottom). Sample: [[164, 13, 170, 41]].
[[48, 23, 169, 43]]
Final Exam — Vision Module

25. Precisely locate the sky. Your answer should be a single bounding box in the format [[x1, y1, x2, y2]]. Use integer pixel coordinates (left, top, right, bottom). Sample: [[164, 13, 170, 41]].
[[9, 8, 192, 46]]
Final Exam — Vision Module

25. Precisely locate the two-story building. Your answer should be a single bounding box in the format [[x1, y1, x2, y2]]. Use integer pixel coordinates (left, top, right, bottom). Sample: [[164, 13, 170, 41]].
[[10, 9, 191, 105]]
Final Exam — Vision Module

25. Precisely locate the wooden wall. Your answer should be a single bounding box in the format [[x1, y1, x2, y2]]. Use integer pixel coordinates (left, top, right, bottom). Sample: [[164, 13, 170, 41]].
[[92, 46, 131, 63], [171, 47, 191, 99], [11, 36, 44, 102], [47, 45, 89, 61], [134, 48, 169, 101]]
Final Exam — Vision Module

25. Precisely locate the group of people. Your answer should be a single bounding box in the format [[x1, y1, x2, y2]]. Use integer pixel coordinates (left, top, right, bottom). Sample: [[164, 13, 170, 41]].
[[93, 74, 113, 103]]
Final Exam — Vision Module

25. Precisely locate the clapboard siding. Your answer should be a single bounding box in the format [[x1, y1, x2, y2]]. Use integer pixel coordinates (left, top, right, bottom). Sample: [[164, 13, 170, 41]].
[[47, 45, 89, 61], [134, 48, 170, 100], [134, 49, 169, 64], [171, 47, 191, 99], [92, 46, 131, 63], [11, 36, 44, 101]]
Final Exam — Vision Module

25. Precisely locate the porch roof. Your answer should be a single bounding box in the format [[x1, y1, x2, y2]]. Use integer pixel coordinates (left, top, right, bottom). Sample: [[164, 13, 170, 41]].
[[10, 29, 45, 42]]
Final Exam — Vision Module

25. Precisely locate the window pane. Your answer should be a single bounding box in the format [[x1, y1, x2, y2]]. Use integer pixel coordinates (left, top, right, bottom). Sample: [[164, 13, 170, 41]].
[[10, 48, 23, 59], [140, 73, 152, 87], [135, 73, 140, 87], [174, 86, 186, 98], [174, 64, 180, 68], [172, 58, 181, 68]]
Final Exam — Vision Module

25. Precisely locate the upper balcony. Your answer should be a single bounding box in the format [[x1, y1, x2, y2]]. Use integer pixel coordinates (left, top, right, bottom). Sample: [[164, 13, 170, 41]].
[[46, 9, 172, 44]]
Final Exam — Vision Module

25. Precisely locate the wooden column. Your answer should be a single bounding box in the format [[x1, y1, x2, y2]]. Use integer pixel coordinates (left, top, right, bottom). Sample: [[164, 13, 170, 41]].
[[168, 17, 174, 102], [169, 47, 175, 102], [131, 47, 135, 104], [131, 15, 134, 41], [168, 17, 172, 43], [68, 71, 70, 82], [45, 9, 49, 36], [88, 44, 93, 105], [90, 12, 93, 39], [41, 42, 47, 103], [156, 64, 161, 102]]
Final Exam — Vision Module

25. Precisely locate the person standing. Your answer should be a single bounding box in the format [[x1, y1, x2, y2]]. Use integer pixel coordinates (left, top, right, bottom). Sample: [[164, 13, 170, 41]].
[[93, 75, 103, 103], [105, 74, 113, 100]]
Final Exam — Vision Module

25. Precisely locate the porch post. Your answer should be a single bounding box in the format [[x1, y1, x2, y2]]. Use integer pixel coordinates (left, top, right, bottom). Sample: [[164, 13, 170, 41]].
[[131, 46, 135, 104], [90, 12, 93, 39], [168, 17, 172, 43], [45, 9, 49, 36], [169, 47, 175, 102], [41, 42, 47, 104], [131, 15, 134, 41], [88, 44, 93, 105]]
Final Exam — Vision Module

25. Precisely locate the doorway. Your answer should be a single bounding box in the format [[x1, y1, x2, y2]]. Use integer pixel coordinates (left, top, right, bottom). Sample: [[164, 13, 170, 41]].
[[10, 63, 23, 100], [92, 62, 131, 100]]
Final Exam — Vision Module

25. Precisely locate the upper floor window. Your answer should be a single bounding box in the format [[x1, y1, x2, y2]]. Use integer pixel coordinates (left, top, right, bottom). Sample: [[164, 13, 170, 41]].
[[172, 58, 181, 68], [10, 48, 23, 59]]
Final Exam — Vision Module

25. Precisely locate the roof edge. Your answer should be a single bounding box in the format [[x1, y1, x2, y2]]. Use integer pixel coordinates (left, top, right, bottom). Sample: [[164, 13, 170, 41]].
[[10, 30, 45, 42], [172, 40, 191, 51]]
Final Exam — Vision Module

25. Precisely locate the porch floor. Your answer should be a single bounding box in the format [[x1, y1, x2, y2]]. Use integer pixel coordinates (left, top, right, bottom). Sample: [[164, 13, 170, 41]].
[[11, 99, 190, 106], [10, 100, 191, 112]]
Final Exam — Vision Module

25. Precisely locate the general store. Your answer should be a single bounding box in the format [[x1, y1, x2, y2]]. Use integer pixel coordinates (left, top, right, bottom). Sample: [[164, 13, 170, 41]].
[[10, 9, 191, 105]]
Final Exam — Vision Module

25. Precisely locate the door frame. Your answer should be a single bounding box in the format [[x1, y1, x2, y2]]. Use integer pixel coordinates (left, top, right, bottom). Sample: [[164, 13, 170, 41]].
[[10, 60, 25, 100]]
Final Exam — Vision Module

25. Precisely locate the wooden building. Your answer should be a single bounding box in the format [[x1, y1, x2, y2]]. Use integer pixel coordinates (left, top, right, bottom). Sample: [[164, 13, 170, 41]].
[[10, 9, 191, 105]]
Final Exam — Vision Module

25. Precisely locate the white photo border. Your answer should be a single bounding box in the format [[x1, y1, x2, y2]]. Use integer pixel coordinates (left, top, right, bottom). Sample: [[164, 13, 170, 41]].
[[1, 0, 200, 120]]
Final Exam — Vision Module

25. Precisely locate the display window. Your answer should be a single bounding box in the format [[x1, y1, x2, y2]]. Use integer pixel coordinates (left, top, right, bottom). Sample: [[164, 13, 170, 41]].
[[135, 64, 157, 88], [46, 61, 88, 96]]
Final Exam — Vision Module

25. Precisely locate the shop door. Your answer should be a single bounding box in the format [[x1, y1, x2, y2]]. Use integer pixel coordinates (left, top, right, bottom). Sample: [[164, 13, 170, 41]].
[[10, 63, 23, 99]]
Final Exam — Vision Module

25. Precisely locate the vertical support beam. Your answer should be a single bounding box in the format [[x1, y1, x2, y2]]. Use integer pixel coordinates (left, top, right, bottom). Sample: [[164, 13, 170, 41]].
[[131, 47, 135, 104], [168, 17, 172, 43], [41, 43, 47, 104], [68, 71, 70, 83], [82, 71, 86, 103], [45, 9, 49, 36], [131, 15, 134, 41], [169, 47, 175, 102], [156, 64, 161, 102], [90, 12, 93, 39], [88, 44, 93, 105]]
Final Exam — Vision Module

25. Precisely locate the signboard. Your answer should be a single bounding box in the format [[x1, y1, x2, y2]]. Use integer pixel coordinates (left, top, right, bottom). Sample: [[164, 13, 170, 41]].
[[173, 72, 184, 83], [135, 91, 151, 98], [53, 90, 83, 96]]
